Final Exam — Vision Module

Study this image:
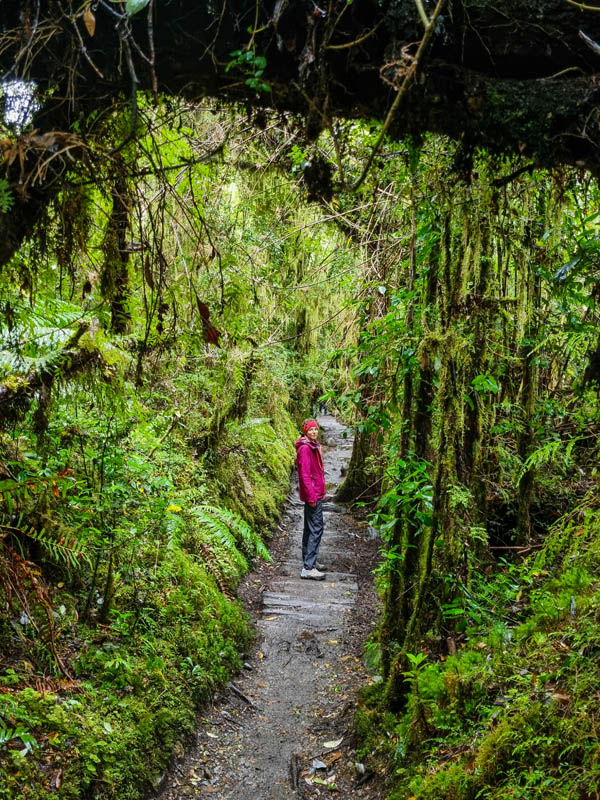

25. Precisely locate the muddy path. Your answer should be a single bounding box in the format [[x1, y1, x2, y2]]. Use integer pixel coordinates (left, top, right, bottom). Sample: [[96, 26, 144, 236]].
[[158, 415, 385, 799]]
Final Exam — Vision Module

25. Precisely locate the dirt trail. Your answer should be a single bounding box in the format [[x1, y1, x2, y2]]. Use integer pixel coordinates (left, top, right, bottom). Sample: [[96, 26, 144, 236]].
[[158, 415, 384, 799]]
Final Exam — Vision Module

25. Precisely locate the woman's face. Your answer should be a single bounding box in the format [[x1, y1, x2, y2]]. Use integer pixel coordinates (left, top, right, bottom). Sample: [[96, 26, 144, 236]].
[[306, 426, 319, 441]]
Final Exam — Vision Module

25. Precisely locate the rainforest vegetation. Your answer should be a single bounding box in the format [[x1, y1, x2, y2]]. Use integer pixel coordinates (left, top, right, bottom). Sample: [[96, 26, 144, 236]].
[[2, 2, 600, 799]]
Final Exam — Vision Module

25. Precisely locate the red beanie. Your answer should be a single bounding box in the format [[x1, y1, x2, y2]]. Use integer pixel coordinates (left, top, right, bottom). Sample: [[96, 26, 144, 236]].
[[302, 419, 318, 433]]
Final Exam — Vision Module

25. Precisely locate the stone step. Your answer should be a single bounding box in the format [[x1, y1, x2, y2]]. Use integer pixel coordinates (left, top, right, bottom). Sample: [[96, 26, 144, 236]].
[[273, 571, 357, 585], [280, 569, 357, 579], [258, 605, 351, 625], [263, 592, 355, 610]]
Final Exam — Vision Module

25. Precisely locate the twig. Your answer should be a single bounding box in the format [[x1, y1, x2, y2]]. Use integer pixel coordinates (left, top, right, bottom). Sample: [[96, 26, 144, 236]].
[[68, 11, 105, 79], [110, 33, 139, 156], [566, 0, 600, 10], [346, 0, 446, 192], [415, 0, 430, 26], [489, 545, 542, 551], [67, 149, 225, 187], [492, 162, 536, 188], [96, 0, 126, 20], [325, 20, 383, 51], [262, 302, 353, 347], [147, 0, 158, 98], [538, 66, 585, 81], [2, 0, 40, 80], [227, 681, 262, 710]]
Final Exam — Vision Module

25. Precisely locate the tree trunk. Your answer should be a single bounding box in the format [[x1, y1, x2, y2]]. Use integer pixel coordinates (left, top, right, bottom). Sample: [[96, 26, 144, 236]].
[[101, 170, 132, 334]]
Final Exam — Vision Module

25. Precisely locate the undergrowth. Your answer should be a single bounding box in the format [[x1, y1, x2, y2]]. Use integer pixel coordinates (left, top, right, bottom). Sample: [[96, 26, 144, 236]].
[[357, 493, 600, 800], [0, 343, 304, 800]]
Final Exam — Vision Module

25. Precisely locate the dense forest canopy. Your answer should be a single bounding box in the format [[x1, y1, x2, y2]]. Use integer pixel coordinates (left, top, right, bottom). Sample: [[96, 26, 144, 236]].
[[2, 3, 600, 800], [2, 1, 600, 156], [2, 1, 600, 264]]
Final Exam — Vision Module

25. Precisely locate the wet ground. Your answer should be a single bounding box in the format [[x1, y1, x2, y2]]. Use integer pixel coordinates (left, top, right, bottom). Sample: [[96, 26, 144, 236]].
[[158, 415, 384, 799]]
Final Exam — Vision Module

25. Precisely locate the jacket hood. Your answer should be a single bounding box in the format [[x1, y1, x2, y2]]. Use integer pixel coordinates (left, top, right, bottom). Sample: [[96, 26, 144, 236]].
[[295, 435, 320, 451]]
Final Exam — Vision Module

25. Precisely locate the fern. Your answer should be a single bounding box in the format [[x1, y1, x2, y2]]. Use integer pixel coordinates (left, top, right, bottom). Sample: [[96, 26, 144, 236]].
[[0, 543, 72, 676], [0, 346, 68, 378], [194, 503, 271, 562], [0, 520, 91, 569], [194, 538, 231, 597], [0, 296, 89, 378], [192, 507, 248, 573], [517, 436, 580, 484], [0, 178, 14, 213], [165, 513, 183, 551]]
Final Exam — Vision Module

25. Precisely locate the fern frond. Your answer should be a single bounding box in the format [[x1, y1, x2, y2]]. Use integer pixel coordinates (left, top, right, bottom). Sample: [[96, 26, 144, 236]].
[[165, 513, 183, 550], [0, 297, 89, 378], [0, 543, 72, 677], [0, 522, 91, 569], [195, 538, 231, 597], [194, 503, 271, 562], [517, 435, 585, 485], [0, 350, 20, 373], [192, 507, 248, 572]]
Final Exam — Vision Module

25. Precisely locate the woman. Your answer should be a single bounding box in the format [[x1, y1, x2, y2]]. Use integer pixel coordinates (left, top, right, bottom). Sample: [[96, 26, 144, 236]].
[[295, 419, 326, 580]]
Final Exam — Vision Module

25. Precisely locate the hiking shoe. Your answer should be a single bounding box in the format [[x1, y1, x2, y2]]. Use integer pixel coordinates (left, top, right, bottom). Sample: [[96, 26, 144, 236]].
[[301, 567, 326, 580]]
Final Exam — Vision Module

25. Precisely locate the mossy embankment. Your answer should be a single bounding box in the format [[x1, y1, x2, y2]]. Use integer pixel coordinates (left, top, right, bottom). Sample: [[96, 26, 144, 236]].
[[0, 345, 308, 800], [356, 494, 600, 799]]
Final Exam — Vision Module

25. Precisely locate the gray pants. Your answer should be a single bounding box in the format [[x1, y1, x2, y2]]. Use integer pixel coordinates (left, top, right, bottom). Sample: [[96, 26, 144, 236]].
[[302, 499, 323, 569]]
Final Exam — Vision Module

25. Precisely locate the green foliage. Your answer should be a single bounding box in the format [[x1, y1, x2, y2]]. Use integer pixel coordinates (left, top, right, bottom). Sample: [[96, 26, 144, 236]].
[[0, 295, 88, 377], [193, 503, 272, 562], [226, 49, 270, 93], [125, 0, 150, 15], [0, 178, 14, 213], [3, 89, 600, 800], [363, 504, 600, 800], [517, 435, 579, 485], [0, 90, 351, 800], [0, 722, 37, 755]]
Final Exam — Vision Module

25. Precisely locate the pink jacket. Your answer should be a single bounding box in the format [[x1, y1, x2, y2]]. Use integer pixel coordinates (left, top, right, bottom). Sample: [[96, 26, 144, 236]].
[[295, 435, 326, 504]]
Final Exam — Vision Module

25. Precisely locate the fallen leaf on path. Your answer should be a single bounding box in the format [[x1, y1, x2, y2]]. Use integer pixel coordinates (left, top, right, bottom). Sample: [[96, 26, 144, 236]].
[[263, 616, 276, 620], [206, 732, 218, 739], [323, 738, 343, 749], [312, 775, 338, 788]]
